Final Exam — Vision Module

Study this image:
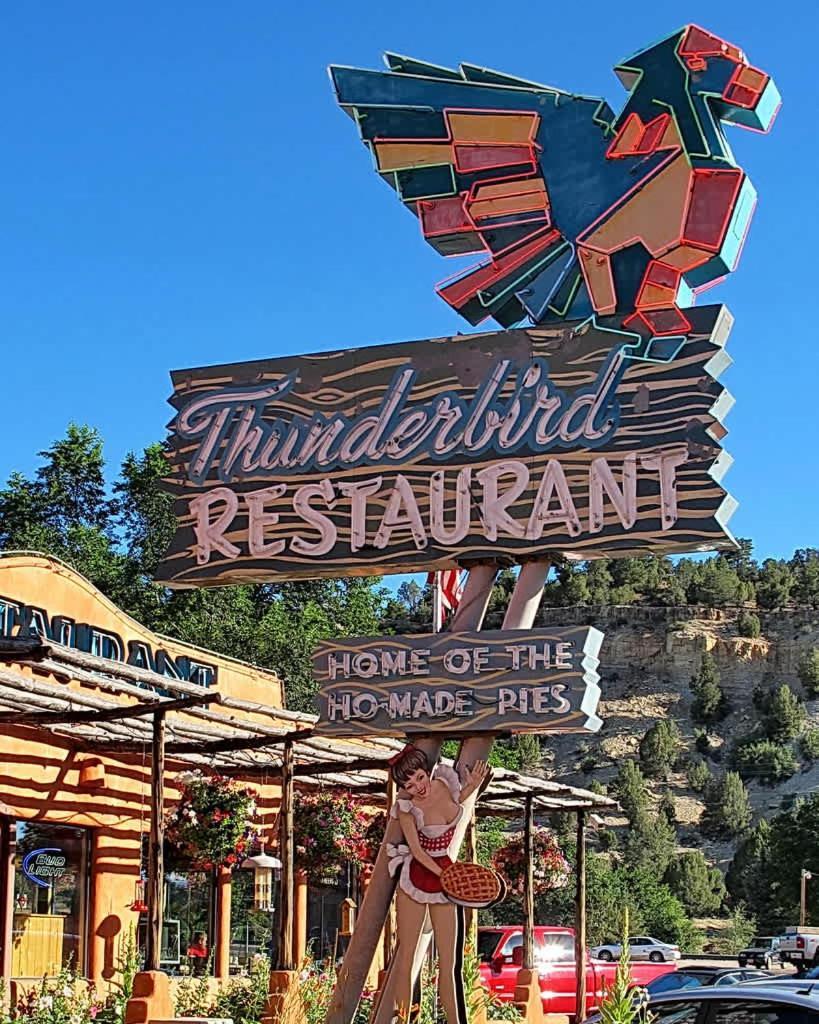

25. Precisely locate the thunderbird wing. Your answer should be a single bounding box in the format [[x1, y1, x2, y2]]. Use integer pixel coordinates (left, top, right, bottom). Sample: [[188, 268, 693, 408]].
[[330, 55, 603, 326]]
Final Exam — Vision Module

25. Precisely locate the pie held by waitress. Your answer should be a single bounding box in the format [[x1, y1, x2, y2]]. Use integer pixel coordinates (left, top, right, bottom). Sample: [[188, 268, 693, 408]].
[[440, 862, 505, 909]]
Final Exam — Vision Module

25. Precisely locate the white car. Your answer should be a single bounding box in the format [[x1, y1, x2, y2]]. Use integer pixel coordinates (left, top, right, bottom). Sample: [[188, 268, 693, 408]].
[[591, 936, 682, 963]]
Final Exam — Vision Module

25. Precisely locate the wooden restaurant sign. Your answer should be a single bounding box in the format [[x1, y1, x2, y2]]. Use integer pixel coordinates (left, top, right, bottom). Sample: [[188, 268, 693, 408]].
[[312, 626, 603, 738], [156, 304, 735, 586]]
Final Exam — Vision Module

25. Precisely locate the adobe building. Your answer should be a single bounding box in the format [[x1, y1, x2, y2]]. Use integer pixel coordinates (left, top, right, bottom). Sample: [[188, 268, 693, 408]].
[[0, 552, 379, 989]]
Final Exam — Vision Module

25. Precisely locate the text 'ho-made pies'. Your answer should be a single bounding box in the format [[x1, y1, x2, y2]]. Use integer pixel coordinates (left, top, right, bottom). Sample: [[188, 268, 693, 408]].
[[440, 862, 506, 909]]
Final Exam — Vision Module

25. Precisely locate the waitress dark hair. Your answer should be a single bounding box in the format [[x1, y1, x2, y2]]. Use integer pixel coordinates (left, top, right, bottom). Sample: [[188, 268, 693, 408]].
[[389, 745, 430, 787]]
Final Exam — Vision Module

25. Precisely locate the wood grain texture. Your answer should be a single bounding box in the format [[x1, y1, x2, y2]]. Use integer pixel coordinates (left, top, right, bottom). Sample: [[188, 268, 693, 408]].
[[157, 305, 735, 586], [312, 626, 602, 738]]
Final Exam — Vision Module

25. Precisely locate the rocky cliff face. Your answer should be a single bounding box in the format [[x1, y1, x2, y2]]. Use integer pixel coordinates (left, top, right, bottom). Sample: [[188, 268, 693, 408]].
[[539, 606, 819, 867]]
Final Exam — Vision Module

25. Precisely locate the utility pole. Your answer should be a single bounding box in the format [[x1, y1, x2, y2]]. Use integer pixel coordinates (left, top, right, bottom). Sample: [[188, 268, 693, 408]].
[[801, 869, 813, 927]]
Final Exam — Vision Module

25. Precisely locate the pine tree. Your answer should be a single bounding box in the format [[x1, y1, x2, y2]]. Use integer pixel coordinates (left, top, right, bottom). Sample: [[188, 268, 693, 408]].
[[515, 733, 542, 771], [798, 648, 819, 698], [686, 759, 711, 792], [726, 819, 774, 917], [659, 789, 677, 825], [586, 559, 613, 604], [756, 559, 793, 610], [702, 771, 752, 837], [737, 610, 762, 638], [614, 760, 649, 824], [690, 652, 728, 724], [764, 684, 806, 742], [665, 851, 726, 915], [624, 811, 676, 879], [791, 549, 819, 609], [639, 720, 682, 778]]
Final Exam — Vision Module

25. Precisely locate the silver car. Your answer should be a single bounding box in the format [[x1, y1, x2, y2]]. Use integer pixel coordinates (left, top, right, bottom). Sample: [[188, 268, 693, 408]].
[[591, 935, 682, 963]]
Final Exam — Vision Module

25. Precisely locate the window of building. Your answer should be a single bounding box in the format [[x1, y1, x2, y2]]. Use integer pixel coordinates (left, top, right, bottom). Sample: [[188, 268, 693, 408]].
[[163, 871, 215, 976], [11, 821, 89, 980], [230, 868, 276, 970], [307, 864, 354, 961]]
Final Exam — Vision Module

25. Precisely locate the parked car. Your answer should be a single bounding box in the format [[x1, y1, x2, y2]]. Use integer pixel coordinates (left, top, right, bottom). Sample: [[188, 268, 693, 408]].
[[779, 927, 819, 968], [590, 935, 682, 963], [645, 967, 774, 995], [477, 925, 675, 1018], [739, 936, 784, 969], [587, 982, 819, 1024]]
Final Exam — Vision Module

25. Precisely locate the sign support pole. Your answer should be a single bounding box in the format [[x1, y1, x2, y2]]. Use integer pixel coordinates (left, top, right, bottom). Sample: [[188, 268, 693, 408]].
[[350, 562, 551, 1024], [575, 810, 587, 1023], [325, 565, 499, 1024]]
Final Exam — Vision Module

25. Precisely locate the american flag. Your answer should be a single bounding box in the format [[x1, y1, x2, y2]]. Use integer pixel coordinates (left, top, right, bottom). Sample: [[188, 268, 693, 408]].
[[426, 570, 465, 632]]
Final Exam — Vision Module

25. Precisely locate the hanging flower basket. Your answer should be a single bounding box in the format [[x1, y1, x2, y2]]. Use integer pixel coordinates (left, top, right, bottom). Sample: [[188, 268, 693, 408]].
[[492, 828, 570, 897], [293, 790, 383, 882], [361, 811, 387, 864], [165, 770, 261, 870]]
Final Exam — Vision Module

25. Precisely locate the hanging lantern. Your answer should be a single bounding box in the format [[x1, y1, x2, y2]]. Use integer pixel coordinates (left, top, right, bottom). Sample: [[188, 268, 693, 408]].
[[241, 850, 282, 911], [340, 897, 357, 937], [130, 877, 148, 914], [79, 757, 106, 789]]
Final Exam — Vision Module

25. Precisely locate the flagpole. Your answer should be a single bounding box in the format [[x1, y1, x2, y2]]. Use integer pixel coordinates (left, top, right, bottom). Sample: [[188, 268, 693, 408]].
[[432, 571, 443, 634]]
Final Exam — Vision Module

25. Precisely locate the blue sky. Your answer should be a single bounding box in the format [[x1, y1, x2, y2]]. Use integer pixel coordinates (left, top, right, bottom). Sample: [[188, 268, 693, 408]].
[[0, 1, 815, 564]]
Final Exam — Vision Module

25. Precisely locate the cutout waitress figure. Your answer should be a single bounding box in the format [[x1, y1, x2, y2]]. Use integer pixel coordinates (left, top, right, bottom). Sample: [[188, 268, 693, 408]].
[[387, 745, 488, 1024]]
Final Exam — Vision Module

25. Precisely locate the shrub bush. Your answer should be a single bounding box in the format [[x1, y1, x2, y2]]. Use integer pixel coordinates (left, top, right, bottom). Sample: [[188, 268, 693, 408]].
[[639, 720, 682, 778], [597, 829, 619, 852], [702, 771, 752, 836], [614, 760, 649, 824], [798, 648, 819, 697], [730, 737, 799, 785], [762, 684, 806, 742], [665, 851, 726, 915], [737, 611, 762, 638], [687, 759, 711, 792], [801, 729, 819, 761], [691, 653, 728, 724], [659, 789, 677, 825]]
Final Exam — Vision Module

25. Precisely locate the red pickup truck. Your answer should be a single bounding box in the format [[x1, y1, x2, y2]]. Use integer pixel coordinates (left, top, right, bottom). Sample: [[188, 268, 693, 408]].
[[477, 925, 676, 1019]]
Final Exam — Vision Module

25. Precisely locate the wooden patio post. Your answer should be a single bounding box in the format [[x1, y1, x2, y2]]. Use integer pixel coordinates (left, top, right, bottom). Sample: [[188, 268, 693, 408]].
[[574, 811, 587, 1024], [125, 711, 173, 1024], [522, 794, 535, 970], [294, 870, 308, 968], [0, 818, 16, 983], [277, 738, 295, 971], [215, 867, 232, 978], [146, 710, 166, 971], [265, 738, 305, 1024], [511, 790, 544, 1024]]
